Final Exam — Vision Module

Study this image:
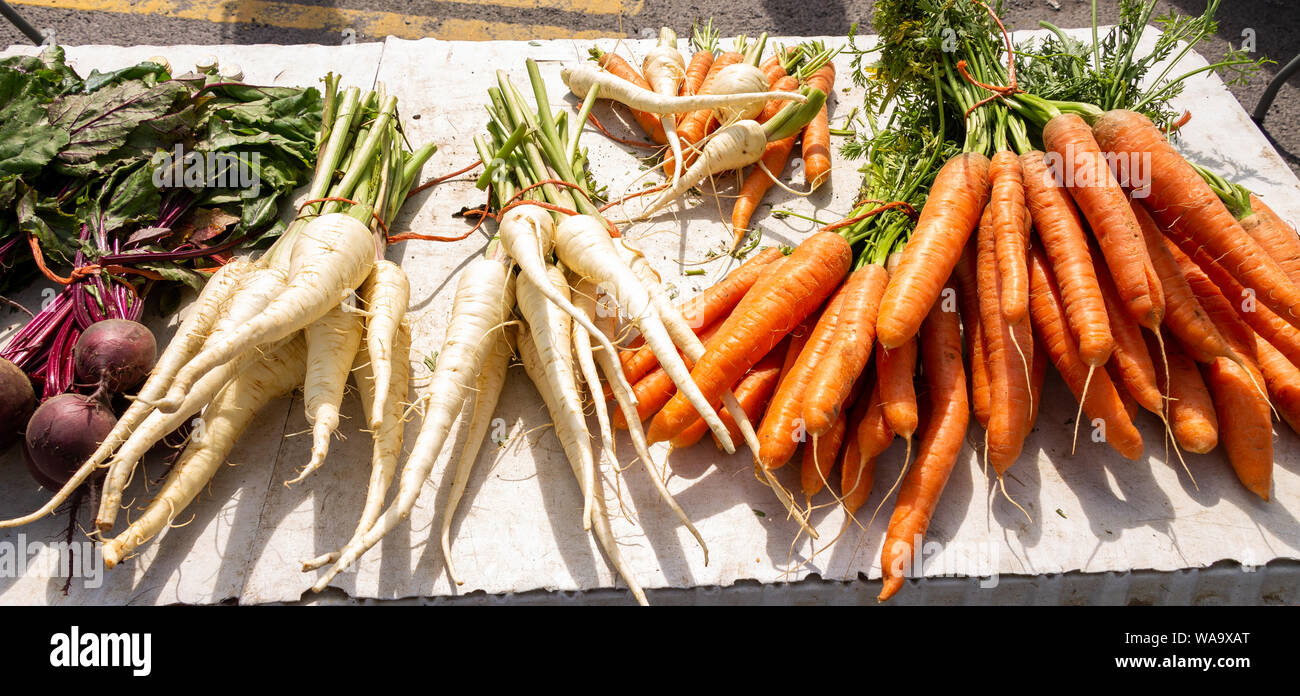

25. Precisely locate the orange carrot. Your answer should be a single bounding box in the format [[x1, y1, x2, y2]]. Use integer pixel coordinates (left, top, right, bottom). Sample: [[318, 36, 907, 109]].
[[760, 52, 787, 85], [620, 365, 677, 430], [878, 282, 968, 602], [954, 238, 990, 427], [977, 206, 1032, 473], [1092, 109, 1300, 331], [732, 312, 819, 449], [855, 379, 896, 463], [801, 61, 835, 191], [758, 75, 800, 120], [1254, 334, 1300, 437], [968, 316, 991, 430], [1164, 241, 1259, 368], [682, 50, 715, 97], [756, 284, 848, 468], [1090, 242, 1163, 416], [990, 150, 1030, 324], [618, 247, 783, 384], [1162, 214, 1300, 369], [646, 230, 851, 444], [678, 246, 784, 328], [877, 152, 991, 350], [1203, 356, 1273, 501], [1147, 330, 1218, 454], [1240, 194, 1300, 287], [1027, 241, 1144, 459], [593, 50, 667, 144], [801, 263, 889, 437], [877, 338, 919, 441], [617, 321, 708, 393], [1019, 150, 1113, 366], [1043, 113, 1163, 330], [778, 313, 819, 383], [801, 405, 849, 497], [1131, 198, 1234, 365], [1118, 378, 1140, 423], [839, 395, 877, 516], [673, 337, 788, 450]]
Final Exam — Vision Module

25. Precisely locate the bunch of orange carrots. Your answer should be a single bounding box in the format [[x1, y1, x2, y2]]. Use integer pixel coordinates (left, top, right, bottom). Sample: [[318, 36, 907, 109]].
[[587, 24, 838, 250]]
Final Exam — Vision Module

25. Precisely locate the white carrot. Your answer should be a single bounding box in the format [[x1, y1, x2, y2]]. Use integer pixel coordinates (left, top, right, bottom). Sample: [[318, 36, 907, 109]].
[[497, 206, 637, 407], [606, 120, 767, 224], [566, 271, 616, 467], [702, 63, 775, 121], [439, 320, 513, 586], [358, 259, 409, 430], [554, 214, 735, 453], [200, 264, 292, 343], [156, 213, 376, 413], [288, 302, 365, 486], [573, 274, 709, 562], [93, 335, 290, 533], [302, 319, 412, 572], [101, 333, 307, 569], [0, 258, 253, 528], [642, 28, 687, 188], [352, 318, 411, 540], [515, 263, 595, 529], [518, 327, 648, 606], [561, 62, 803, 117], [310, 253, 516, 591]]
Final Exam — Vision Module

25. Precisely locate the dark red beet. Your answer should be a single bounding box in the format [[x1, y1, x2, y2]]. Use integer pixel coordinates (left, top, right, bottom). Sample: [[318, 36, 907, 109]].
[[1, 358, 36, 451], [74, 319, 157, 393], [23, 393, 117, 490]]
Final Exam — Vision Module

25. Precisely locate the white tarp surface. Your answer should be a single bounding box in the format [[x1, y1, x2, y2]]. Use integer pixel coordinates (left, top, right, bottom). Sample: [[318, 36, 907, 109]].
[[1, 31, 1298, 605]]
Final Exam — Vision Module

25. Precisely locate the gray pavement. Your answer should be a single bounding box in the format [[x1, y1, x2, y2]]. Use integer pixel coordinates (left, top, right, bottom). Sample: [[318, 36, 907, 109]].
[[1, 0, 1297, 173]]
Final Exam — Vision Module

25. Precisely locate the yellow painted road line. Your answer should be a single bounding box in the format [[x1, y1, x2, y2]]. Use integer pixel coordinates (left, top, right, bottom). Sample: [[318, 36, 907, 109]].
[[501, 0, 640, 14], [9, 0, 637, 41], [12, 0, 441, 38], [439, 18, 618, 41]]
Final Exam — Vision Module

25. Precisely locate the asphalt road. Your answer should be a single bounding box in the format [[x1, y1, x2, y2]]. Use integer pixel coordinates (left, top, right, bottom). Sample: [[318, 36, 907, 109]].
[[1, 0, 1297, 173]]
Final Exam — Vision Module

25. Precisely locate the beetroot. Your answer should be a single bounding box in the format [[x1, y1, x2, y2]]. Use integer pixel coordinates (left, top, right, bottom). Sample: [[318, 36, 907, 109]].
[[74, 319, 157, 393], [1, 358, 36, 451], [24, 393, 117, 490]]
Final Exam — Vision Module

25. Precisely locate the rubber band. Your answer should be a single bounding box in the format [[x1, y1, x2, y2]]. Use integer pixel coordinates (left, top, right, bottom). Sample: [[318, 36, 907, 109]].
[[957, 0, 1020, 118], [388, 208, 494, 243], [406, 159, 484, 198], [384, 182, 496, 244], [583, 110, 661, 150], [501, 179, 600, 210], [852, 197, 919, 221], [295, 196, 391, 238], [819, 201, 919, 232], [599, 183, 669, 212]]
